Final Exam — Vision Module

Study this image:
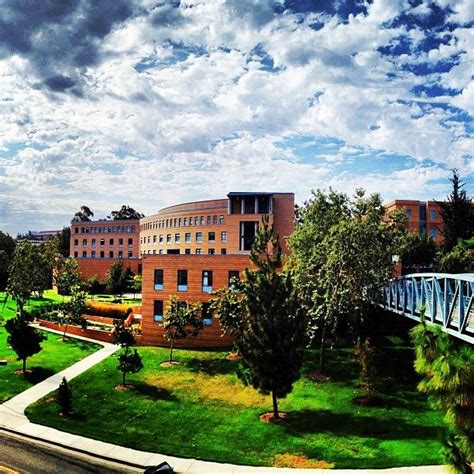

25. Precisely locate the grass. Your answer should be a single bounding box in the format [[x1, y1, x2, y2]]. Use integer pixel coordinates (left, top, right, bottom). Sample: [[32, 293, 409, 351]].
[[0, 290, 99, 402], [88, 294, 141, 306], [26, 342, 446, 469]]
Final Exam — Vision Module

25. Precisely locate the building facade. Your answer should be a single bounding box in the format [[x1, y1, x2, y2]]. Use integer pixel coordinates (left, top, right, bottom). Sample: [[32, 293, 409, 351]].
[[70, 219, 141, 279], [139, 192, 295, 347], [385, 200, 445, 244]]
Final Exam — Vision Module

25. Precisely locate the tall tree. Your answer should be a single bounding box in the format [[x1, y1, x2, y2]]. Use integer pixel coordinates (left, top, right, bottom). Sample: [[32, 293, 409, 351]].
[[54, 257, 82, 296], [400, 233, 437, 274], [72, 206, 94, 222], [0, 230, 16, 290], [57, 287, 86, 341], [55, 227, 71, 257], [436, 169, 474, 252], [236, 217, 306, 420], [106, 260, 133, 296], [5, 315, 46, 373], [162, 296, 203, 364], [288, 189, 404, 371], [108, 205, 144, 220]]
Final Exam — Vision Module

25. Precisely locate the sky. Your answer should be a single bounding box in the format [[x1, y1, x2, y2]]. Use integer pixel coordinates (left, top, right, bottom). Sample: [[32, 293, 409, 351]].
[[0, 0, 473, 235]]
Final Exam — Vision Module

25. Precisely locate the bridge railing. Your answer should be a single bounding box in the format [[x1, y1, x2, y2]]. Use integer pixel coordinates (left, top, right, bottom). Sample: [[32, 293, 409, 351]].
[[380, 273, 474, 345]]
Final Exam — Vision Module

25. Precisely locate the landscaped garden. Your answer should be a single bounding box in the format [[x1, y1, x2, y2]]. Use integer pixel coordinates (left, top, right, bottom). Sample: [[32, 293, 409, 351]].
[[0, 291, 99, 402], [26, 340, 446, 469]]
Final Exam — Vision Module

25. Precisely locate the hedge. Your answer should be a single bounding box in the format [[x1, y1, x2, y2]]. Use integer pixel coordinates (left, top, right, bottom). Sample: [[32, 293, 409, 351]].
[[85, 301, 133, 319]]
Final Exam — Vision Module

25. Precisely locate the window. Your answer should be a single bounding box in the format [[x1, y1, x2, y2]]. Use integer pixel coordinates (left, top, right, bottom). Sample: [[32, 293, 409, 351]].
[[177, 270, 188, 291], [167, 234, 172, 243], [185, 248, 191, 254], [208, 232, 215, 243], [175, 233, 180, 243], [154, 269, 164, 290], [406, 209, 412, 218], [174, 218, 177, 227], [82, 251, 87, 258], [74, 228, 79, 234], [109, 238, 114, 246], [202, 303, 212, 326], [74, 251, 78, 257], [91, 250, 96, 258], [147, 236, 151, 244], [159, 235, 164, 243], [118, 250, 123, 258], [74, 239, 78, 246], [202, 270, 213, 293], [240, 221, 258, 251], [82, 238, 87, 246], [153, 235, 157, 243], [196, 232, 203, 243], [228, 271, 240, 286], [430, 210, 436, 220], [196, 248, 202, 255], [154, 300, 163, 322], [213, 215, 217, 224], [159, 249, 163, 254], [100, 251, 105, 258], [195, 217, 199, 225], [91, 239, 96, 247], [208, 249, 215, 255], [185, 232, 191, 243], [128, 251, 133, 258], [128, 238, 133, 247], [430, 228, 437, 238], [118, 238, 123, 246], [207, 216, 211, 225], [100, 239, 105, 246], [221, 231, 227, 242], [257, 196, 270, 213], [109, 251, 114, 258], [221, 248, 226, 255], [219, 215, 224, 224], [201, 216, 205, 225], [184, 217, 187, 226]]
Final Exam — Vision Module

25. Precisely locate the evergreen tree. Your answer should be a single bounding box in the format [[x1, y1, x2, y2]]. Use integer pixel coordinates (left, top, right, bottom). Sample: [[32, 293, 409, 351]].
[[5, 315, 46, 373], [236, 217, 306, 420], [410, 312, 474, 473], [113, 323, 143, 387], [54, 257, 82, 296], [162, 296, 203, 364], [106, 260, 133, 296], [108, 205, 144, 220], [57, 377, 72, 416], [0, 230, 15, 291], [436, 169, 474, 252], [72, 206, 94, 222]]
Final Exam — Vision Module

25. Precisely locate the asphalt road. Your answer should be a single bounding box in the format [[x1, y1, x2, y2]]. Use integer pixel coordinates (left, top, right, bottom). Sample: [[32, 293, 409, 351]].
[[0, 432, 141, 474]]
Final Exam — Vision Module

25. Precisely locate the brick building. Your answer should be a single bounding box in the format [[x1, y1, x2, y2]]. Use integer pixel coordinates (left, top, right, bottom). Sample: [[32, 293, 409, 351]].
[[385, 200, 445, 244], [139, 192, 295, 347], [70, 219, 141, 279]]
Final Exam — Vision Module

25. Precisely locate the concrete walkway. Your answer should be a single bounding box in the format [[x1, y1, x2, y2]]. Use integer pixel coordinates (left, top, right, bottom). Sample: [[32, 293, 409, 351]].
[[0, 327, 449, 474]]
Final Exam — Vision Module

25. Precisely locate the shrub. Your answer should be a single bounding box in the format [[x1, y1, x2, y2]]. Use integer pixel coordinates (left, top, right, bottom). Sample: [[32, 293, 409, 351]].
[[57, 377, 72, 416], [85, 301, 133, 319]]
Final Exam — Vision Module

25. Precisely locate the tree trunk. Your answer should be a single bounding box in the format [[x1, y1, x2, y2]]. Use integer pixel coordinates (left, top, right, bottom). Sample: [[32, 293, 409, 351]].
[[319, 321, 327, 372], [272, 390, 279, 419], [63, 323, 68, 341], [22, 358, 26, 373], [169, 335, 175, 363], [122, 368, 126, 386]]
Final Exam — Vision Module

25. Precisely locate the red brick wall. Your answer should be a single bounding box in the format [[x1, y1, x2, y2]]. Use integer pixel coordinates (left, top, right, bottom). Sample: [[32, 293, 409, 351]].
[[39, 320, 113, 343], [76, 258, 141, 280], [140, 254, 255, 347]]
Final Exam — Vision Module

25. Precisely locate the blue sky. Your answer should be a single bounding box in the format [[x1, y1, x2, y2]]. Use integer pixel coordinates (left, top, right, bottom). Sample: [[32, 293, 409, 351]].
[[0, 0, 472, 235]]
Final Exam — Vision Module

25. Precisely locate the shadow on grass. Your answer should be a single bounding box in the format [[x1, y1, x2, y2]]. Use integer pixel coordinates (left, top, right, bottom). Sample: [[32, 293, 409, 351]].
[[283, 409, 443, 441], [24, 367, 55, 384], [185, 357, 236, 376], [133, 381, 177, 401]]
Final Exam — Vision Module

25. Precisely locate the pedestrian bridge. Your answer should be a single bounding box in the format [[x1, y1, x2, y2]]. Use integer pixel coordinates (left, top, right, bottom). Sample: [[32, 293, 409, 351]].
[[381, 273, 474, 344]]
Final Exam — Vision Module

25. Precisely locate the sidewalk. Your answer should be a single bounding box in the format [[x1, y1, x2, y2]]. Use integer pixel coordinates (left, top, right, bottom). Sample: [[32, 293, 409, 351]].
[[0, 327, 450, 474]]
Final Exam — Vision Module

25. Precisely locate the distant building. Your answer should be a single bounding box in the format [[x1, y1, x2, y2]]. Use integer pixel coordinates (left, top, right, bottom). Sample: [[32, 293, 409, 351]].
[[19, 229, 61, 246], [385, 200, 445, 244]]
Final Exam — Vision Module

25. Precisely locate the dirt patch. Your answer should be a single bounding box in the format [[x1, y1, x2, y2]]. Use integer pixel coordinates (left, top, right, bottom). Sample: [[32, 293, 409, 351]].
[[226, 352, 241, 361], [273, 453, 334, 469], [260, 412, 289, 423], [160, 361, 181, 368], [352, 395, 380, 406], [115, 384, 134, 391], [14, 369, 32, 375], [308, 371, 331, 383]]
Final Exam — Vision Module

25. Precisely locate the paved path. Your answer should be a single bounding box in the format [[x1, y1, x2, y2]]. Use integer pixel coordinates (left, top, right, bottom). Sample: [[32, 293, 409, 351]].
[[0, 327, 450, 474]]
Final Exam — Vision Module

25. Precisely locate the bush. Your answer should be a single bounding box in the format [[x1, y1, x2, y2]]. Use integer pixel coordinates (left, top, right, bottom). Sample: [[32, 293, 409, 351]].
[[57, 377, 72, 416], [85, 301, 132, 319]]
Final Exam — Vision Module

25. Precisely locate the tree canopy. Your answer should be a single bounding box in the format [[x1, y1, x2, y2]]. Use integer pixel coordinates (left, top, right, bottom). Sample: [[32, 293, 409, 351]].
[[0, 230, 15, 291], [72, 205, 94, 222], [108, 205, 144, 221]]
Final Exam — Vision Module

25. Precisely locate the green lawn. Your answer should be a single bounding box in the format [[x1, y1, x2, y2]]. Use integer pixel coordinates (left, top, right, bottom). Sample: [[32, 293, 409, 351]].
[[26, 343, 445, 469], [1, 291, 99, 402]]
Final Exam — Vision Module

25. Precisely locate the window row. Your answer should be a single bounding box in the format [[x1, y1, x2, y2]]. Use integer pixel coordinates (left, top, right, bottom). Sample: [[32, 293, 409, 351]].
[[74, 225, 136, 234], [74, 238, 134, 247], [142, 214, 225, 231], [73, 251, 134, 258], [153, 300, 213, 325], [154, 269, 240, 293], [142, 248, 227, 255], [141, 231, 227, 245]]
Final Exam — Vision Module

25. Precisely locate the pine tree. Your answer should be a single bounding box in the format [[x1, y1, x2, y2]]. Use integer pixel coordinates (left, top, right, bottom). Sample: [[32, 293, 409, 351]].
[[236, 216, 306, 420], [57, 377, 72, 415], [436, 169, 474, 252]]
